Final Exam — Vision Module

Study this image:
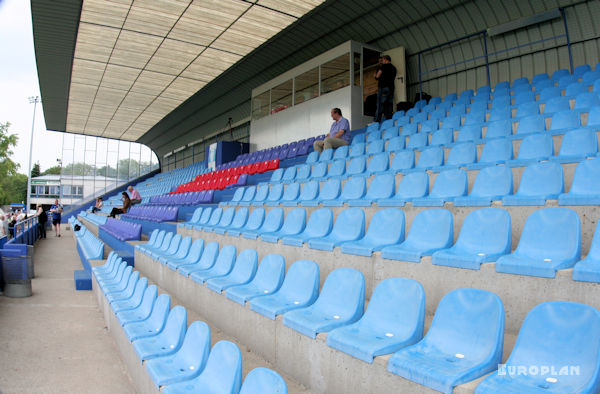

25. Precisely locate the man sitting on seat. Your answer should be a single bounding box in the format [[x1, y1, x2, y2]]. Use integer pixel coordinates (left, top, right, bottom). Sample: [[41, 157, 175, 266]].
[[313, 108, 351, 153], [128, 186, 142, 205]]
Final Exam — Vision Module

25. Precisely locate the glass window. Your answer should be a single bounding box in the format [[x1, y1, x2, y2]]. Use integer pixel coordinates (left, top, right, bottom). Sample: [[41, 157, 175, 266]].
[[294, 67, 319, 105], [270, 79, 292, 115], [353, 52, 361, 86], [252, 91, 270, 120], [362, 48, 381, 114], [320, 53, 350, 95]]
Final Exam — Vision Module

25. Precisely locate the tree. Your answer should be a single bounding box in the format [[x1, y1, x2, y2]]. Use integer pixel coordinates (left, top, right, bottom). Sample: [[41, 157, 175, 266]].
[[41, 165, 61, 175], [31, 162, 41, 178], [0, 174, 28, 205], [0, 122, 19, 178]]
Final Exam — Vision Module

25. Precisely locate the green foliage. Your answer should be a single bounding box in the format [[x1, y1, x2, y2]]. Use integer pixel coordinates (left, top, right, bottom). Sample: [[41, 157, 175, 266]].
[[0, 174, 28, 205], [0, 122, 19, 178], [31, 162, 41, 178], [41, 165, 61, 175]]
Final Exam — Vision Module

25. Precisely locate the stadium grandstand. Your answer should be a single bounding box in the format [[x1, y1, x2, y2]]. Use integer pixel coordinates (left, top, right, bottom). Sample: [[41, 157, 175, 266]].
[[2, 0, 600, 392]]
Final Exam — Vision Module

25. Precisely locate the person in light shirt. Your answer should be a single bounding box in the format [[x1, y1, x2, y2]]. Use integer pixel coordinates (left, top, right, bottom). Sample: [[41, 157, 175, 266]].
[[128, 186, 141, 205], [313, 108, 351, 153]]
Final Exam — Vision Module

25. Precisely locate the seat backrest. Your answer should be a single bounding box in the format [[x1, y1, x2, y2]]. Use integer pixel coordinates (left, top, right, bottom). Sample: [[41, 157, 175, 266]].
[[516, 208, 580, 261], [128, 277, 149, 306], [516, 133, 553, 160], [470, 165, 513, 197], [207, 208, 223, 226], [230, 208, 249, 228], [386, 136, 405, 152], [331, 208, 365, 240], [346, 157, 366, 176], [281, 166, 296, 182], [137, 285, 159, 320], [319, 179, 341, 200], [532, 72, 549, 84], [295, 164, 311, 180], [442, 115, 461, 130], [245, 208, 266, 231], [311, 162, 328, 178], [266, 184, 284, 202], [516, 114, 545, 135], [400, 123, 418, 137], [489, 106, 512, 121], [161, 305, 187, 346], [199, 207, 213, 224], [158, 232, 174, 252], [182, 239, 204, 264], [349, 143, 365, 157], [367, 152, 389, 173], [192, 341, 242, 393], [416, 147, 444, 169], [565, 82, 587, 97], [278, 208, 306, 235], [188, 208, 203, 224], [420, 119, 439, 133], [298, 181, 319, 201], [240, 368, 288, 394], [365, 173, 395, 199], [454, 208, 512, 255], [218, 208, 236, 227], [570, 157, 600, 195], [517, 161, 564, 196], [327, 159, 346, 177], [550, 110, 581, 131], [367, 139, 385, 155], [430, 128, 453, 146], [252, 254, 286, 293], [486, 119, 513, 140], [552, 68, 570, 82], [281, 183, 301, 201], [383, 126, 400, 140], [464, 110, 485, 126], [396, 171, 429, 199], [273, 260, 320, 305], [362, 208, 405, 245], [478, 138, 513, 163], [505, 301, 600, 391], [423, 288, 504, 361], [209, 245, 237, 276], [319, 149, 334, 162], [515, 101, 540, 118], [558, 128, 598, 157], [574, 64, 592, 77], [539, 86, 561, 102], [407, 133, 428, 150], [429, 169, 468, 198], [269, 168, 284, 182], [311, 268, 365, 320], [558, 74, 577, 88], [166, 234, 182, 255], [259, 208, 284, 232], [194, 241, 219, 270], [574, 91, 600, 110], [361, 278, 425, 342], [340, 177, 366, 200], [178, 320, 211, 368], [306, 151, 319, 164], [303, 208, 334, 238], [390, 150, 415, 171], [227, 249, 259, 283], [403, 208, 453, 250], [446, 142, 477, 166]]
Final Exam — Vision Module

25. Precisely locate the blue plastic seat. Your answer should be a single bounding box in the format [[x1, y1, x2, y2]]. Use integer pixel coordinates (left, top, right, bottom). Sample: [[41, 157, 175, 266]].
[[573, 221, 600, 282], [225, 188, 245, 207], [268, 168, 284, 184], [206, 249, 258, 293], [177, 241, 220, 277], [514, 101, 540, 119], [507, 133, 553, 166], [386, 136, 406, 152], [552, 68, 570, 82], [366, 130, 381, 142], [189, 244, 237, 284], [366, 139, 385, 155], [305, 151, 319, 164], [308, 208, 365, 251], [228, 208, 265, 237], [105, 271, 140, 303], [559, 157, 600, 205], [363, 152, 389, 175], [532, 72, 549, 84], [582, 70, 600, 86], [261, 208, 306, 243], [242, 208, 284, 239], [387, 288, 505, 394], [432, 142, 476, 172], [180, 208, 202, 230], [412, 168, 468, 206], [420, 119, 439, 134], [381, 209, 453, 262], [485, 119, 513, 140], [326, 278, 425, 363], [496, 208, 581, 278], [430, 128, 453, 146], [121, 293, 169, 337], [464, 110, 486, 126], [250, 185, 269, 206], [412, 112, 427, 124], [110, 278, 148, 313], [318, 149, 334, 162], [558, 74, 578, 89], [406, 133, 428, 150], [214, 208, 248, 235], [142, 231, 171, 256], [145, 321, 211, 388], [321, 177, 365, 207], [260, 184, 283, 206], [454, 165, 513, 206], [587, 105, 600, 129], [194, 208, 222, 231], [351, 134, 365, 146], [162, 341, 242, 394], [405, 146, 444, 172], [332, 145, 349, 160], [133, 306, 187, 360], [432, 208, 511, 270], [512, 76, 529, 88], [574, 91, 600, 113], [441, 114, 461, 130], [240, 368, 288, 394], [281, 208, 333, 247], [250, 260, 320, 320], [340, 209, 405, 256], [544, 96, 571, 115], [382, 126, 400, 140], [574, 64, 592, 77], [284, 180, 318, 206], [466, 138, 512, 170], [551, 128, 598, 163], [271, 182, 300, 206], [116, 285, 158, 328], [389, 150, 415, 173], [348, 142, 366, 157], [159, 236, 192, 265], [237, 186, 257, 207], [475, 301, 600, 394], [283, 268, 365, 338], [325, 159, 346, 179], [377, 171, 428, 206], [565, 81, 588, 98], [514, 114, 545, 137], [342, 157, 366, 178], [348, 173, 395, 206], [166, 237, 203, 271], [302, 178, 340, 207], [205, 208, 235, 232], [549, 109, 581, 134], [295, 164, 311, 181], [489, 106, 512, 121], [502, 161, 563, 205], [226, 254, 285, 305]]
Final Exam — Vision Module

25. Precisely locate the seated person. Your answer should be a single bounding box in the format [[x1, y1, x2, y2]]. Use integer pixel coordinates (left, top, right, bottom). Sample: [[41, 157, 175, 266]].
[[109, 192, 131, 218], [128, 186, 142, 205], [314, 107, 351, 153], [91, 197, 103, 213]]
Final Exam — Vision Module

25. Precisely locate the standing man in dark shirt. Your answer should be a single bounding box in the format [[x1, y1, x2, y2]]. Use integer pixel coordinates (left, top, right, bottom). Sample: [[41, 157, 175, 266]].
[[374, 55, 397, 122]]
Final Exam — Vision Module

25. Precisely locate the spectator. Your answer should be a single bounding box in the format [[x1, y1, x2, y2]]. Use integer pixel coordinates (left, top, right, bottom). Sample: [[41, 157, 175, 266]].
[[128, 186, 141, 205], [109, 192, 131, 218], [0, 215, 5, 237], [36, 205, 47, 239], [91, 197, 103, 213], [16, 209, 26, 221], [50, 199, 63, 237], [374, 54, 397, 122], [313, 108, 351, 153], [8, 214, 17, 238]]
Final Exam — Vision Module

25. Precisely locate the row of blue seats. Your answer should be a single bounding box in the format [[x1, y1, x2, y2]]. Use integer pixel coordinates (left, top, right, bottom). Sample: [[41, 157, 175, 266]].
[[79, 211, 108, 226], [71, 218, 104, 261], [93, 252, 289, 393], [223, 158, 600, 208], [178, 205, 600, 280], [136, 236, 600, 393]]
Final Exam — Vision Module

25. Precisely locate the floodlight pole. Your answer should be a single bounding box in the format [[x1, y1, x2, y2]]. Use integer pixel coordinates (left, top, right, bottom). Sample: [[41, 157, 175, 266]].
[[27, 96, 40, 216]]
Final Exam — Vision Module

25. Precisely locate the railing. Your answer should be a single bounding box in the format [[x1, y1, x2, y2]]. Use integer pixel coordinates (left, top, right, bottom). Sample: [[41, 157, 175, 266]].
[[7, 216, 39, 245]]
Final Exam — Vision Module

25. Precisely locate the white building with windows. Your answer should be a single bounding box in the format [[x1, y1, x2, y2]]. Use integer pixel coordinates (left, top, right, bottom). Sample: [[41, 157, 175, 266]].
[[30, 175, 118, 208]]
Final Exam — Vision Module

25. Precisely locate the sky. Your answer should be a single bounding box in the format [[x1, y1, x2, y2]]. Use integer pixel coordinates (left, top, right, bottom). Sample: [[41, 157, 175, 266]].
[[0, 0, 63, 173]]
